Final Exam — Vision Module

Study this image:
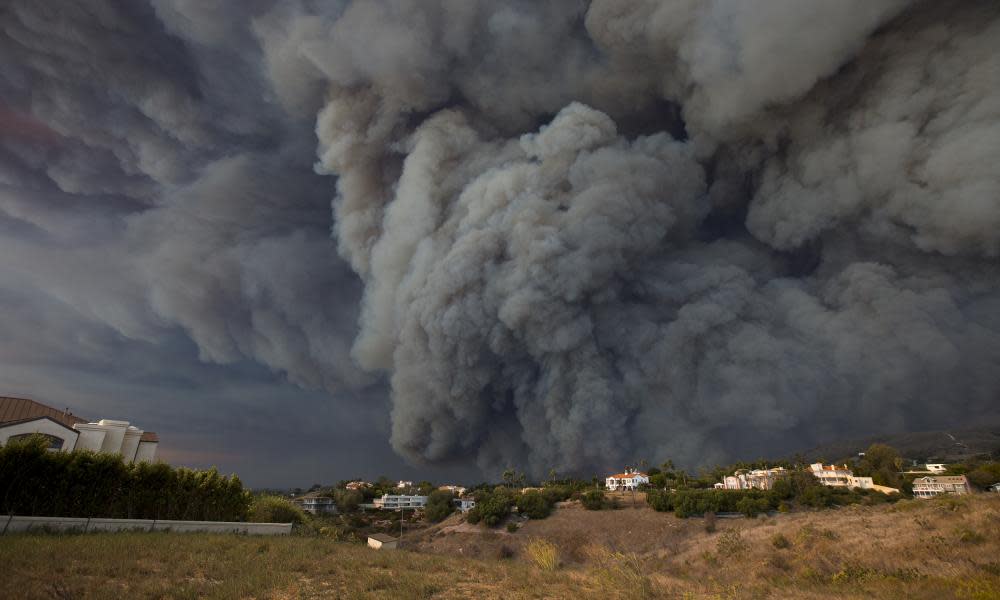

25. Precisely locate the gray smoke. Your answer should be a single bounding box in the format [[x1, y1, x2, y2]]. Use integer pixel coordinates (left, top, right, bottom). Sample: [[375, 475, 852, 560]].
[[1, 0, 998, 477]]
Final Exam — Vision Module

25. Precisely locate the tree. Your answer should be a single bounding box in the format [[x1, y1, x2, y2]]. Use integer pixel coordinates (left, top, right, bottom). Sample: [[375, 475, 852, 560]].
[[334, 489, 363, 513], [424, 490, 455, 522], [501, 468, 515, 489], [857, 444, 904, 489]]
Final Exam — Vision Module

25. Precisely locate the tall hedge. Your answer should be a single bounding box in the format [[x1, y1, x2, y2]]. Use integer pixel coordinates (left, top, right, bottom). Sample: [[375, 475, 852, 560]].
[[0, 435, 251, 521]]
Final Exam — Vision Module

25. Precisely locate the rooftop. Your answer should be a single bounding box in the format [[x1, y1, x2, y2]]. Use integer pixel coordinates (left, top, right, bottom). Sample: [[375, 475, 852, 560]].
[[0, 395, 157, 442]]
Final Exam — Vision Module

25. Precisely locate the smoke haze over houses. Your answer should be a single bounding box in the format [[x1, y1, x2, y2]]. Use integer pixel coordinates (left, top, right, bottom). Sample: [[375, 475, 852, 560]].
[[0, 0, 998, 484]]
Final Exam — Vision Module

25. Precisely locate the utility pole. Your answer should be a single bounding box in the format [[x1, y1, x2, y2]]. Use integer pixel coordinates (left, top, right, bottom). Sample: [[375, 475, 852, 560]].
[[399, 505, 404, 548]]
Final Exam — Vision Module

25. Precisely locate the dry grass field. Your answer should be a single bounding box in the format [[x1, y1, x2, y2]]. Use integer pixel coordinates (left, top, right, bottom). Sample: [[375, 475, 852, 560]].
[[3, 494, 999, 599]]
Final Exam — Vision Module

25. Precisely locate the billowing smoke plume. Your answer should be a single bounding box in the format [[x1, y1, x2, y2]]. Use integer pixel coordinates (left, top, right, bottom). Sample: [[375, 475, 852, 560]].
[[2, 0, 999, 476]]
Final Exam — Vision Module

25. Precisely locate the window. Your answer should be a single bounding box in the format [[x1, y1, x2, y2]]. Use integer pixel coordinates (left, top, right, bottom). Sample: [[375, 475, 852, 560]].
[[10, 433, 64, 450]]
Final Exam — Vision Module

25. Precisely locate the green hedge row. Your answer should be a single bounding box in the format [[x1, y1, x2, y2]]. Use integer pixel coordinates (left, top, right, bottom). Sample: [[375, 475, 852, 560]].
[[0, 435, 250, 521]]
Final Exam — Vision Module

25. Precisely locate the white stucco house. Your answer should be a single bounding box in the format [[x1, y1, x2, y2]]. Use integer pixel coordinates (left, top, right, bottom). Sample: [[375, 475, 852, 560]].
[[373, 494, 428, 509], [720, 467, 788, 490], [809, 463, 898, 494], [0, 396, 158, 461], [606, 468, 649, 491]]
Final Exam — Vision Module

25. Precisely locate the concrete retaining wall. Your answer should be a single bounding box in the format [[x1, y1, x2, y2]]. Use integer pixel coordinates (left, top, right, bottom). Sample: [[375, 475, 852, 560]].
[[1, 515, 292, 535]]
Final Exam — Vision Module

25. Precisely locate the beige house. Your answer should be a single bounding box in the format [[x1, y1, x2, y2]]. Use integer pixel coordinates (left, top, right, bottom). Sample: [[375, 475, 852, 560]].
[[367, 533, 398, 550], [912, 475, 972, 499], [809, 463, 898, 494]]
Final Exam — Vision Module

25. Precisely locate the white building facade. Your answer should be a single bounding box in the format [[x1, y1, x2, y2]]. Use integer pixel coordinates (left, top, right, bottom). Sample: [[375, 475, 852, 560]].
[[373, 495, 428, 509], [721, 467, 788, 490], [295, 496, 337, 514], [606, 469, 649, 491]]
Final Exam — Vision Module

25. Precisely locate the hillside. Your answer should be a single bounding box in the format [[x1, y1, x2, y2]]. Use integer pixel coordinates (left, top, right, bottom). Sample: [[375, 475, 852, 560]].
[[792, 426, 1000, 464], [4, 494, 999, 599]]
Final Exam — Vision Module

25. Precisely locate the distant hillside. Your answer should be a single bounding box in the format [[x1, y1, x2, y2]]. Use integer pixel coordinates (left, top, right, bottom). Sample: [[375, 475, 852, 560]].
[[792, 426, 1000, 464]]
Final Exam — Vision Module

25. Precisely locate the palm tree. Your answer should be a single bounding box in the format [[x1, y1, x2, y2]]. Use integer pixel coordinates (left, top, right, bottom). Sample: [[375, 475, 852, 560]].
[[501, 468, 515, 489]]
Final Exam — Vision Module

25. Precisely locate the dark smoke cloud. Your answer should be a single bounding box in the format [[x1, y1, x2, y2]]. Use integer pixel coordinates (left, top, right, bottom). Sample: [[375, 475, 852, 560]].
[[1, 0, 998, 480]]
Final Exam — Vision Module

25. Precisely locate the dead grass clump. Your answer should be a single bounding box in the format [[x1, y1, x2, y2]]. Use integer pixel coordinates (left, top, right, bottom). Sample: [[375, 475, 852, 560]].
[[763, 552, 791, 572], [526, 538, 559, 571], [496, 544, 515, 560], [770, 533, 791, 549], [716, 529, 748, 558], [560, 530, 592, 564], [704, 511, 717, 533], [586, 545, 653, 600], [830, 563, 876, 585], [795, 523, 838, 546], [956, 527, 985, 544]]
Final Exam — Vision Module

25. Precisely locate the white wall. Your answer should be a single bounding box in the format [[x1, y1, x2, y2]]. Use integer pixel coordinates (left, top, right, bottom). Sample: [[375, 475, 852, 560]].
[[2, 515, 292, 535], [135, 441, 157, 462], [0, 419, 77, 451], [74, 424, 107, 452]]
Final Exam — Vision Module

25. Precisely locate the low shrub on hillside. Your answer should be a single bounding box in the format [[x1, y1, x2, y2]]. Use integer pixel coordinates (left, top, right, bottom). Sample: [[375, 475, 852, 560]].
[[716, 529, 748, 557], [249, 496, 306, 525], [516, 491, 553, 519], [582, 490, 608, 510]]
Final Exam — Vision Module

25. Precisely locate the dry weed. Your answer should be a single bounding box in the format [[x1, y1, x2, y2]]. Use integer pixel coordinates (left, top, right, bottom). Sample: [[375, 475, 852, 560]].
[[525, 538, 559, 571]]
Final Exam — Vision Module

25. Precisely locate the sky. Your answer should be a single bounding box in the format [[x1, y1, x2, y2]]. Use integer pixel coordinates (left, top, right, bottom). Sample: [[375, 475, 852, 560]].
[[1, 0, 999, 487]]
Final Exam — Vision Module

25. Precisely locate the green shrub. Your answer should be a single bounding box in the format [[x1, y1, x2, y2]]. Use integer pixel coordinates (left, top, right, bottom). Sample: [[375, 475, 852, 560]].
[[249, 496, 306, 525], [424, 490, 455, 523], [516, 491, 553, 519], [506, 522, 518, 533], [467, 488, 514, 527], [0, 435, 250, 521], [333, 489, 363, 513], [582, 490, 608, 511]]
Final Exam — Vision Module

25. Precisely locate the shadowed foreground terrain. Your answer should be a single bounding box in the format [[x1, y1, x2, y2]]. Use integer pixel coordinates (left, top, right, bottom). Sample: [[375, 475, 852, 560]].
[[3, 495, 999, 599]]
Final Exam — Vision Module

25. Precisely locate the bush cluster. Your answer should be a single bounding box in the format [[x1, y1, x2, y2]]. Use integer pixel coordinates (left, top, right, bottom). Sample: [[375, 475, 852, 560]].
[[0, 435, 250, 521], [424, 490, 455, 523], [248, 496, 306, 525], [466, 488, 515, 526], [581, 489, 619, 511]]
